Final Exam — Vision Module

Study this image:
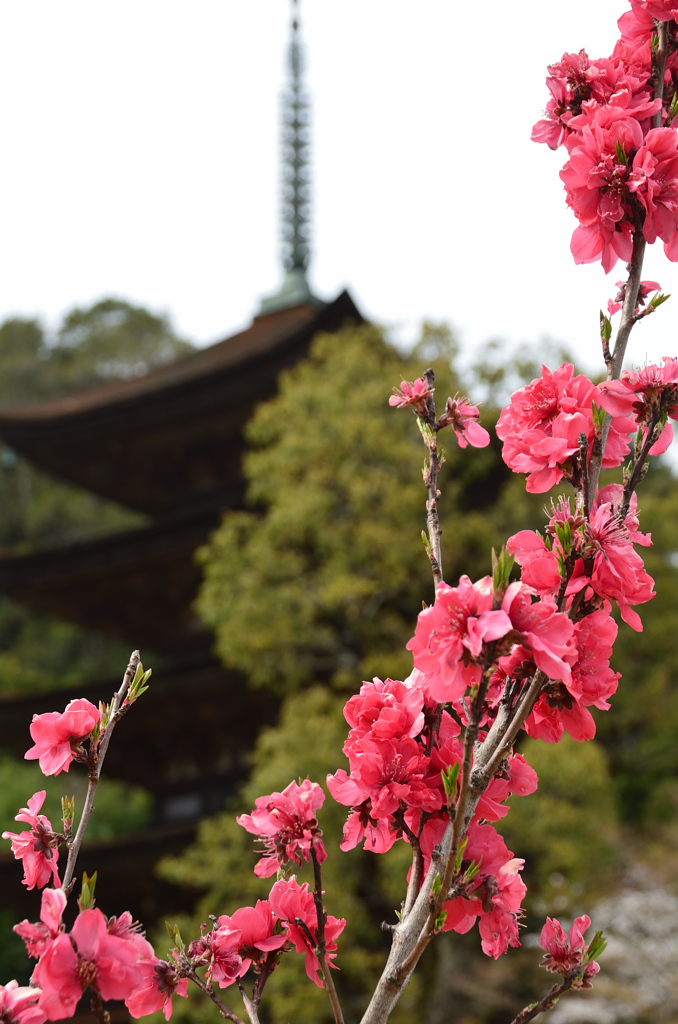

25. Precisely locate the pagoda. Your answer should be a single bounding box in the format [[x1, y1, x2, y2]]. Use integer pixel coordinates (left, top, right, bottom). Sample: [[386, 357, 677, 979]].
[[0, 2, 362, 923]]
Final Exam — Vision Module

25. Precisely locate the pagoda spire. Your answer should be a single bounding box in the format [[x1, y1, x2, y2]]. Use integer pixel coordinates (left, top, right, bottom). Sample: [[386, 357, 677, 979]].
[[259, 0, 324, 315]]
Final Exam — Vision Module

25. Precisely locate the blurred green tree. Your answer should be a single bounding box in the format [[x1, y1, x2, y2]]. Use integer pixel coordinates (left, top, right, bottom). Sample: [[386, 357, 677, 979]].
[[164, 323, 671, 1022]]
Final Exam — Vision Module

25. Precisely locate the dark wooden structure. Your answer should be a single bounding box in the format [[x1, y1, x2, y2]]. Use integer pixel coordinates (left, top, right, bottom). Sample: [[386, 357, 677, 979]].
[[0, 293, 362, 923]]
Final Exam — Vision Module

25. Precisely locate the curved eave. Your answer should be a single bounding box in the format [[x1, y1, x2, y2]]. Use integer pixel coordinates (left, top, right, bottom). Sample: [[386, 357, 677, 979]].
[[0, 510, 222, 654], [0, 292, 362, 516]]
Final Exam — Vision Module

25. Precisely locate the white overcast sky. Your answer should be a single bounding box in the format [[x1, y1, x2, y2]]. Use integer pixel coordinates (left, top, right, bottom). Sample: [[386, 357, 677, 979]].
[[0, 0, 673, 375]]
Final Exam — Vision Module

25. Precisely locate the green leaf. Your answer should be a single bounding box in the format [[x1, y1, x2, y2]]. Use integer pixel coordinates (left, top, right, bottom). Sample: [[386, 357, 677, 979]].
[[492, 545, 515, 595], [649, 291, 670, 311], [585, 930, 607, 962], [600, 311, 612, 342], [61, 795, 75, 822], [80, 870, 97, 910], [165, 922, 185, 952], [454, 836, 469, 872], [591, 401, 606, 431], [441, 762, 460, 799], [128, 663, 152, 701]]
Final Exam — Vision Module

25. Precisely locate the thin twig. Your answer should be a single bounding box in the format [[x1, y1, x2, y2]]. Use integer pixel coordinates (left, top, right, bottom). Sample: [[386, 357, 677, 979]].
[[61, 651, 141, 894], [621, 410, 663, 515], [310, 848, 345, 1024], [588, 23, 668, 498], [187, 968, 248, 1024], [89, 988, 110, 1024], [578, 432, 590, 523], [589, 228, 646, 499], [509, 969, 591, 1024], [420, 368, 444, 587], [651, 20, 669, 130]]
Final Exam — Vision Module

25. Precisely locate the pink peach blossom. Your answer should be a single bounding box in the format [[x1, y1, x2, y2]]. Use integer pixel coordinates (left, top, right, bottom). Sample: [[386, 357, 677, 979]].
[[497, 364, 633, 492], [540, 914, 601, 988], [209, 926, 244, 988], [407, 576, 512, 703], [388, 378, 433, 413], [34, 908, 141, 1019], [342, 677, 425, 755], [218, 901, 287, 973], [14, 888, 67, 960], [24, 699, 100, 776], [0, 982, 45, 1024], [438, 394, 490, 449], [237, 779, 326, 877], [268, 876, 345, 986], [2, 792, 60, 890], [501, 582, 575, 687], [125, 959, 188, 1021]]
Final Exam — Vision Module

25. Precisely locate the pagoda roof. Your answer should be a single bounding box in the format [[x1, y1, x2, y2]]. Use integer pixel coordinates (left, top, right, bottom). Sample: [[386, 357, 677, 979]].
[[0, 291, 362, 517], [0, 654, 279, 811], [0, 510, 218, 655]]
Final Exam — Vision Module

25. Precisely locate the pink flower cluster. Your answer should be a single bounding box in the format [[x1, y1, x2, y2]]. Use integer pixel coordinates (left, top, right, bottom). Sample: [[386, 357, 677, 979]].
[[389, 379, 490, 448], [496, 363, 634, 493], [532, 5, 678, 271], [326, 677, 537, 958], [13, 881, 339, 1020], [236, 779, 327, 877], [599, 356, 678, 455], [188, 881, 344, 990], [2, 792, 60, 891], [14, 889, 157, 1021], [408, 574, 575, 709], [540, 914, 601, 988], [269, 877, 345, 985], [509, 484, 654, 634], [440, 825, 527, 959]]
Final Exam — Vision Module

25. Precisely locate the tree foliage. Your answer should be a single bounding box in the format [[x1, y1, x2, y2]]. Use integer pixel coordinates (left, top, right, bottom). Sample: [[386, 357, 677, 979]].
[[161, 322, 678, 1022], [197, 323, 537, 694]]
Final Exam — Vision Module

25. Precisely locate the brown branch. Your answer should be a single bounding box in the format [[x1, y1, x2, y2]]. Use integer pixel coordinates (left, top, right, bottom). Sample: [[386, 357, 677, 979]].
[[310, 848, 345, 1024], [402, 822, 425, 919], [509, 968, 592, 1024], [588, 24, 668, 498], [61, 651, 140, 894], [652, 20, 669, 130], [186, 968, 248, 1024], [578, 432, 591, 523], [621, 410, 663, 515], [589, 227, 647, 499], [421, 367, 444, 588], [89, 989, 110, 1024]]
